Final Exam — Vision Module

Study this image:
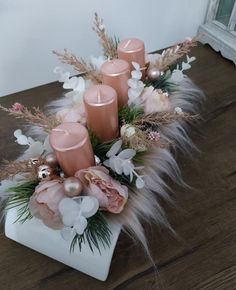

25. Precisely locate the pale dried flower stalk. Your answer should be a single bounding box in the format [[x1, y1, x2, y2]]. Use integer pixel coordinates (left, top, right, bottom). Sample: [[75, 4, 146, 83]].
[[0, 104, 60, 133], [155, 37, 198, 71], [0, 160, 37, 181], [122, 128, 168, 151], [93, 12, 118, 59], [132, 111, 199, 130], [52, 49, 102, 83]]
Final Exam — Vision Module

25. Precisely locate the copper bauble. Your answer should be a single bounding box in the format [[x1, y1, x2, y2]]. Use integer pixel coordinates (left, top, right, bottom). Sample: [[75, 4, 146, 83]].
[[147, 67, 161, 81], [63, 177, 83, 197], [45, 152, 58, 167]]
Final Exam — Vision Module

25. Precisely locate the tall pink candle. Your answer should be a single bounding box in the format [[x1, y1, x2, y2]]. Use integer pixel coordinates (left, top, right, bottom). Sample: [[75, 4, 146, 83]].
[[117, 38, 145, 70], [101, 59, 130, 107], [49, 122, 95, 176], [83, 84, 119, 142]]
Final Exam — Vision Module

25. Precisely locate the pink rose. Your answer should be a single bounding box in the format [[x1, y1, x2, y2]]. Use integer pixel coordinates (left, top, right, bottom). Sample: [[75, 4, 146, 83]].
[[56, 106, 86, 125], [75, 166, 128, 214], [141, 86, 170, 114], [11, 102, 24, 112], [29, 179, 66, 229]]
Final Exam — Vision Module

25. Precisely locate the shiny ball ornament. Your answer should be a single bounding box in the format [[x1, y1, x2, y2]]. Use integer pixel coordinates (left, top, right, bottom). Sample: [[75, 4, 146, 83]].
[[63, 177, 83, 197], [45, 152, 58, 167], [147, 67, 161, 81], [37, 164, 53, 181]]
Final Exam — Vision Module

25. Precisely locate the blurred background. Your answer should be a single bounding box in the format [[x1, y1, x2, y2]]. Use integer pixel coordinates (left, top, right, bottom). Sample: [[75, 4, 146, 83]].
[[0, 0, 209, 97]]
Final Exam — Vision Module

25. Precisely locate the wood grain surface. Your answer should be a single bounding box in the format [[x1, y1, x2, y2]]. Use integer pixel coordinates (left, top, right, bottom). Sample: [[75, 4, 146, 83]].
[[0, 44, 236, 290]]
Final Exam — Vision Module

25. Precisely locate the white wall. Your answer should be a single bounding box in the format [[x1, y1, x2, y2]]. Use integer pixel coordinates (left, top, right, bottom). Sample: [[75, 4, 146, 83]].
[[0, 0, 209, 97]]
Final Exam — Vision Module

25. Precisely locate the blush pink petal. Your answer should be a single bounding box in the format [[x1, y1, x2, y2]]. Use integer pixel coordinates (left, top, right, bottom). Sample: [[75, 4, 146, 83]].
[[75, 166, 128, 214], [29, 179, 66, 229], [141, 87, 170, 114]]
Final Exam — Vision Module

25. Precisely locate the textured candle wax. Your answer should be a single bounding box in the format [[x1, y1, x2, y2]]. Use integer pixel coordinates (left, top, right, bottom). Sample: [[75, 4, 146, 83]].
[[49, 122, 95, 176], [101, 59, 130, 107], [117, 38, 145, 70], [84, 85, 119, 142]]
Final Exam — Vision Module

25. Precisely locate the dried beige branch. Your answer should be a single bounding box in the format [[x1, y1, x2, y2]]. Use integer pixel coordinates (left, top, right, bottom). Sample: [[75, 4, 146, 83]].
[[132, 111, 200, 129], [122, 128, 168, 151], [52, 49, 102, 83], [0, 104, 60, 133], [0, 160, 37, 181], [155, 37, 198, 71], [93, 12, 118, 59]]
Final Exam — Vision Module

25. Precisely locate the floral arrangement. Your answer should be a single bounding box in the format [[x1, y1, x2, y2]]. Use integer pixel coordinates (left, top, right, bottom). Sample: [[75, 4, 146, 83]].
[[0, 13, 203, 255]]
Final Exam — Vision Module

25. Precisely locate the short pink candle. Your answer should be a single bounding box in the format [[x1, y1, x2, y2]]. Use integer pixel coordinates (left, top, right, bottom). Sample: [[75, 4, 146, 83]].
[[49, 122, 95, 177], [101, 59, 130, 107], [117, 38, 145, 70], [83, 84, 119, 142]]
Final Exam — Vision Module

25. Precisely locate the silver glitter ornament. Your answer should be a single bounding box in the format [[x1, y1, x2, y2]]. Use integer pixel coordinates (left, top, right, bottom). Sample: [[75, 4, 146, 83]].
[[45, 152, 58, 167], [63, 177, 83, 197], [147, 67, 161, 81], [37, 164, 53, 181]]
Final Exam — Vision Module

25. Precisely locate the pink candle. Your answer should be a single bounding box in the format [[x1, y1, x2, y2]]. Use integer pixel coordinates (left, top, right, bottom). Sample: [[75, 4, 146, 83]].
[[49, 122, 95, 176], [117, 38, 145, 70], [83, 84, 119, 142], [101, 59, 130, 107]]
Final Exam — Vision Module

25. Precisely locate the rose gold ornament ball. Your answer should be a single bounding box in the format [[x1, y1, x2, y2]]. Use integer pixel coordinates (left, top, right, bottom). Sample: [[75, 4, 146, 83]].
[[147, 67, 161, 81], [63, 177, 83, 197], [45, 152, 58, 167]]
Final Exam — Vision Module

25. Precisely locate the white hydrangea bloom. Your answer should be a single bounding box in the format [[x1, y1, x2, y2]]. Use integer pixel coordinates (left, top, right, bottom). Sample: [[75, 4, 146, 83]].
[[59, 197, 99, 239], [104, 140, 145, 189], [128, 62, 145, 107]]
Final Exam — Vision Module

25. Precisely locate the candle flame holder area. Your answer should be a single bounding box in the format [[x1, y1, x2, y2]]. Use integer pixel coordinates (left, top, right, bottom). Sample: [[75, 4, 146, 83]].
[[0, 13, 203, 281]]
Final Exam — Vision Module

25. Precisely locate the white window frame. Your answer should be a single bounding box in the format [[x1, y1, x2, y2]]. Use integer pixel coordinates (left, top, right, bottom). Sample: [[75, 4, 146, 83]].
[[199, 0, 236, 65]]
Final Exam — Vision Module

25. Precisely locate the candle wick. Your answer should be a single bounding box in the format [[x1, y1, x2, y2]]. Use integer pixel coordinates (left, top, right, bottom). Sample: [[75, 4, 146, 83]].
[[52, 128, 70, 135], [97, 89, 101, 103], [124, 39, 132, 49]]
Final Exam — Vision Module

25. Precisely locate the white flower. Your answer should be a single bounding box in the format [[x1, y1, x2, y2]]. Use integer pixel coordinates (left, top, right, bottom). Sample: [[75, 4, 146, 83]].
[[53, 66, 70, 83], [120, 124, 136, 138], [59, 196, 99, 239], [170, 55, 196, 84], [104, 140, 145, 189], [175, 107, 184, 115], [128, 62, 145, 107], [14, 129, 45, 158], [90, 55, 107, 71], [145, 53, 161, 66], [170, 69, 184, 83]]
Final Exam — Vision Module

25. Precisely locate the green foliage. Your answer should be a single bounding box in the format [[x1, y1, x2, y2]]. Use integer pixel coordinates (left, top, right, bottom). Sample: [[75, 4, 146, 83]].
[[70, 211, 112, 254], [88, 128, 101, 149], [6, 180, 38, 223], [113, 35, 120, 49], [119, 106, 144, 124], [145, 70, 179, 93]]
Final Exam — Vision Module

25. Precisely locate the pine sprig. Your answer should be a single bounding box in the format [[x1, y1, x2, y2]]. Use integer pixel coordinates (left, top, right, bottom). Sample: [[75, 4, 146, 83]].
[[119, 106, 144, 125], [70, 211, 112, 254], [145, 70, 178, 92], [6, 180, 38, 223]]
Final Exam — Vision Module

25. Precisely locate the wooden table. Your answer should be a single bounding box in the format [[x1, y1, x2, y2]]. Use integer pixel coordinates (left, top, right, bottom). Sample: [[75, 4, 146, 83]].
[[0, 44, 236, 290]]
